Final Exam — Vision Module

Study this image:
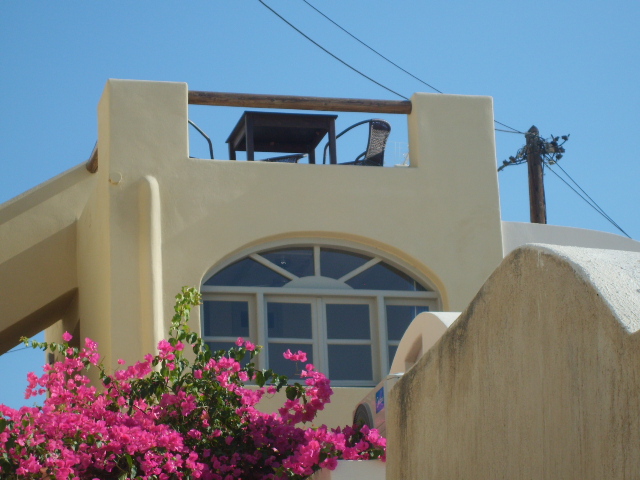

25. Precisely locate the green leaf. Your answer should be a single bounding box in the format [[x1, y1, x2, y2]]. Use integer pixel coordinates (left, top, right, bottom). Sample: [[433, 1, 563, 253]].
[[255, 371, 265, 387], [285, 386, 297, 401]]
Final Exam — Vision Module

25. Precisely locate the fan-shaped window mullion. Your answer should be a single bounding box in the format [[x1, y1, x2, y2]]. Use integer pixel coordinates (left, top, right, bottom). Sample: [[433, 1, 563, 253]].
[[338, 257, 382, 283], [249, 254, 298, 281]]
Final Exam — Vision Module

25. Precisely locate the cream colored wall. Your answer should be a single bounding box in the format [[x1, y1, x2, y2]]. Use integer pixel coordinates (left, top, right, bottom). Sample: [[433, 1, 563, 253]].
[[256, 387, 371, 428], [69, 81, 503, 367], [388, 312, 459, 375], [0, 164, 96, 353], [1, 79, 505, 427], [75, 80, 190, 369], [386, 244, 640, 479]]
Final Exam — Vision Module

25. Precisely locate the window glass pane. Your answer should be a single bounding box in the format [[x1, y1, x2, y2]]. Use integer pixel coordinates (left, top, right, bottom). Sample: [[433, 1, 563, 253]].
[[347, 262, 427, 291], [261, 248, 314, 278], [268, 342, 313, 379], [204, 258, 289, 287], [203, 301, 249, 337], [388, 345, 398, 366], [327, 345, 373, 381], [326, 304, 370, 340], [206, 341, 236, 353], [267, 302, 312, 339], [386, 305, 430, 341], [320, 248, 371, 279]]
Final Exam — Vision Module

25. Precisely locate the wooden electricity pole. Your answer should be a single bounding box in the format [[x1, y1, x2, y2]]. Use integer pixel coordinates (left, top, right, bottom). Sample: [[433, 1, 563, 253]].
[[526, 125, 547, 224]]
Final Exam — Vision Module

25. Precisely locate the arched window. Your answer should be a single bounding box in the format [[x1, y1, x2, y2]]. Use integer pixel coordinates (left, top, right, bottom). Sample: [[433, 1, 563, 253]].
[[201, 244, 439, 386]]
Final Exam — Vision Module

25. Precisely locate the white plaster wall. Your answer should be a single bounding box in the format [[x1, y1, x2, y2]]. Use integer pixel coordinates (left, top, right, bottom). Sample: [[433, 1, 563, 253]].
[[502, 220, 640, 257], [310, 460, 385, 480]]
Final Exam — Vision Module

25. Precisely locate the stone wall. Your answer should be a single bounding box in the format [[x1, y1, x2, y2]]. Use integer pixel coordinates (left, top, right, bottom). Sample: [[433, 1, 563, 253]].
[[387, 244, 640, 479]]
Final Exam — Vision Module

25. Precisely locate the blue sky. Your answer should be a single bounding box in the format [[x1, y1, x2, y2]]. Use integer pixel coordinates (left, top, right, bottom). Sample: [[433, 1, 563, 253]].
[[1, 1, 639, 408]]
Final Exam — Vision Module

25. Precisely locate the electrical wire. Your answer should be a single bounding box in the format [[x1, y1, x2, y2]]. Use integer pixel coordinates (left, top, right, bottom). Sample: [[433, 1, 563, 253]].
[[301, 0, 443, 94], [299, 0, 525, 135], [3, 346, 29, 355], [545, 164, 631, 238], [495, 128, 526, 134], [551, 161, 611, 220], [494, 120, 525, 134], [262, 1, 631, 237], [548, 161, 631, 237], [258, 0, 409, 100]]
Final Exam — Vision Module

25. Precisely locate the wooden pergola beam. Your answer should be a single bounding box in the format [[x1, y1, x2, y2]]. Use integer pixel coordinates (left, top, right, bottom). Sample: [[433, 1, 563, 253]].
[[188, 91, 412, 114], [87, 91, 411, 172]]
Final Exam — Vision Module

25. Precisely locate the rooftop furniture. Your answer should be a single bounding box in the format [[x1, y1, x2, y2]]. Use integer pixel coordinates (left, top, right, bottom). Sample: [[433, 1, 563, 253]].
[[226, 111, 338, 164], [259, 153, 307, 163], [323, 119, 391, 166], [188, 120, 214, 159]]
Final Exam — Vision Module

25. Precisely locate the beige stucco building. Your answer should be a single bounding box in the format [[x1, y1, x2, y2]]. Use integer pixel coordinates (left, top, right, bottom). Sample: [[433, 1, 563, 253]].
[[1, 79, 639, 430]]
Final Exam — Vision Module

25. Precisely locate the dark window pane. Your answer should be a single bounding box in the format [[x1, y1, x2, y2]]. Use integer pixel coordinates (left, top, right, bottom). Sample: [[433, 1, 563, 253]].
[[261, 248, 314, 278], [204, 257, 289, 287], [386, 305, 430, 341], [267, 302, 312, 339], [203, 301, 250, 337], [320, 248, 371, 279], [388, 345, 398, 365], [206, 341, 236, 353], [326, 304, 370, 340], [268, 343, 313, 379], [327, 345, 373, 381], [346, 262, 427, 291]]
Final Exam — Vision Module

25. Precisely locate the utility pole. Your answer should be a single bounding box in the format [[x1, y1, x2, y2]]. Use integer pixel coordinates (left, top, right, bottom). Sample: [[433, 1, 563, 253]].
[[526, 125, 547, 224]]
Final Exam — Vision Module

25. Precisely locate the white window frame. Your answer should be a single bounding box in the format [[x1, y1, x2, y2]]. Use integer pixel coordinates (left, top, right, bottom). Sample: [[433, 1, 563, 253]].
[[201, 242, 440, 386]]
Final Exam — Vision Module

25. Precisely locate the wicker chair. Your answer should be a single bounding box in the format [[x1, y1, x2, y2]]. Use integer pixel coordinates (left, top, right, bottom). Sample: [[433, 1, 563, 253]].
[[323, 119, 391, 166]]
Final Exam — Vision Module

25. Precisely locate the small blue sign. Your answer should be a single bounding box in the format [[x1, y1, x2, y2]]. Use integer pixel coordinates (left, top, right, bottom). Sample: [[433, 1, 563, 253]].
[[375, 387, 384, 413]]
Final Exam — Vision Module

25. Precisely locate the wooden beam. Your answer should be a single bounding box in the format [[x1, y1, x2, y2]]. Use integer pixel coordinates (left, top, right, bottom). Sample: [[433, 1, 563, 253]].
[[526, 125, 547, 224], [85, 144, 98, 173], [188, 91, 412, 114]]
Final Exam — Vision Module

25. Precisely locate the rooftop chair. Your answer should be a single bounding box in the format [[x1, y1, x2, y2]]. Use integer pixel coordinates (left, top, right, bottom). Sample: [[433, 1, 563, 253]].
[[323, 119, 391, 166], [189, 120, 214, 159]]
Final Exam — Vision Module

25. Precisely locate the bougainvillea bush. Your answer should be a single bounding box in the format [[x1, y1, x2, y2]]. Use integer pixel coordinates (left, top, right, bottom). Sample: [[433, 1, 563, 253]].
[[0, 288, 385, 479]]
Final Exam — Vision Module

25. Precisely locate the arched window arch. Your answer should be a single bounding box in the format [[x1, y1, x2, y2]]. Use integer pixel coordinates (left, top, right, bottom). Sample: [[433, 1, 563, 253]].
[[201, 243, 439, 386]]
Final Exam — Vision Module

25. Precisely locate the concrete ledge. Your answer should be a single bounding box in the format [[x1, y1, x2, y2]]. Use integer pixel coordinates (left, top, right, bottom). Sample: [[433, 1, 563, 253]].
[[310, 460, 385, 480]]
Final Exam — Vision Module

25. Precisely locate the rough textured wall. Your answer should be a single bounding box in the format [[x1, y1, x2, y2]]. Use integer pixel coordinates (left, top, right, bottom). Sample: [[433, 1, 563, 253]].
[[387, 244, 640, 480]]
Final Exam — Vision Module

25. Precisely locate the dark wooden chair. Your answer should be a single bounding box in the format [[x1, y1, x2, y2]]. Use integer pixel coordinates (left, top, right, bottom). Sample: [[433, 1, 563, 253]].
[[323, 119, 391, 166]]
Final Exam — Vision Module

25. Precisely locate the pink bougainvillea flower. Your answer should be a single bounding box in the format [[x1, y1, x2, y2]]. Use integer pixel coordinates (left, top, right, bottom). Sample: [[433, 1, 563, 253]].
[[0, 287, 385, 479]]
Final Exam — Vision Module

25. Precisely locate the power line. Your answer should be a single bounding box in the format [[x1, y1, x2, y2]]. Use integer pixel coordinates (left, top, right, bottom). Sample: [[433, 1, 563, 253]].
[[551, 161, 613, 222], [494, 120, 525, 134], [258, 0, 409, 100], [299, 0, 525, 135], [545, 164, 631, 238], [495, 127, 526, 134], [3, 346, 29, 355], [301, 0, 443, 94]]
